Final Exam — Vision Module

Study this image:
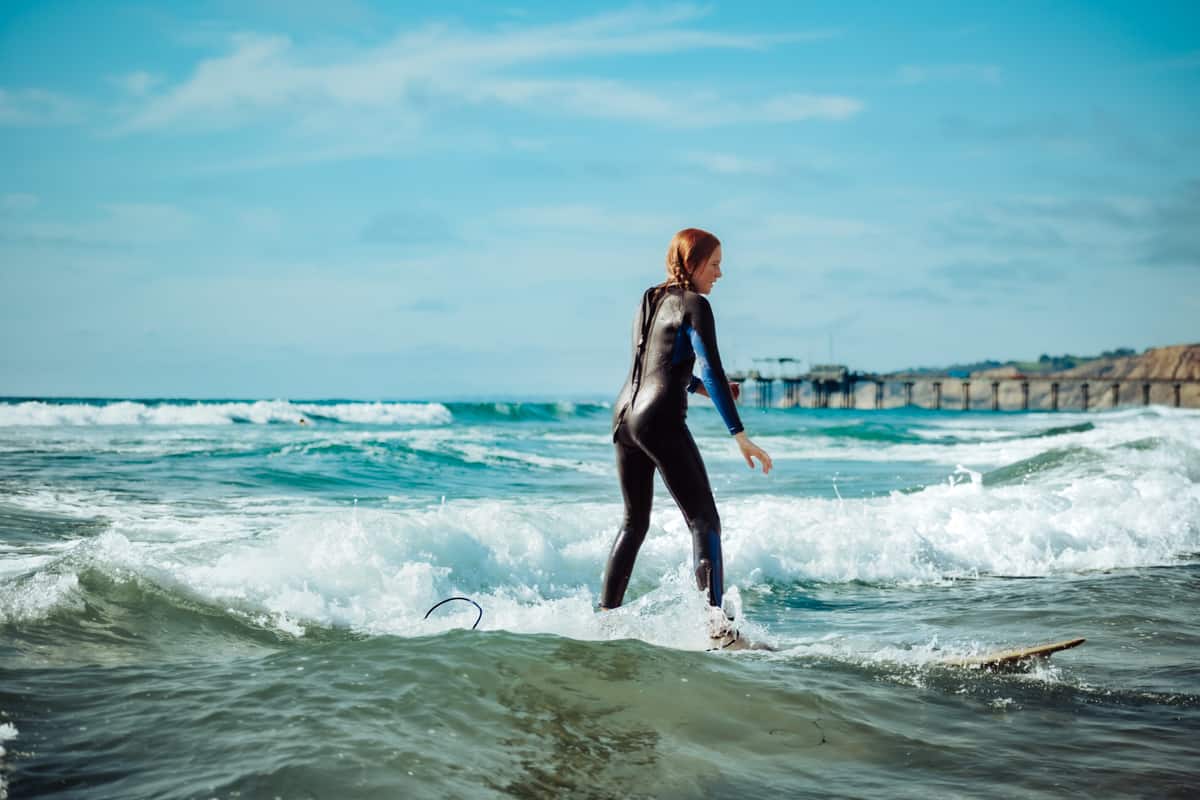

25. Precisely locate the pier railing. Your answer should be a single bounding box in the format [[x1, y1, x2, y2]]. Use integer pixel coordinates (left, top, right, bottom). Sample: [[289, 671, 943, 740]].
[[725, 371, 1198, 411]]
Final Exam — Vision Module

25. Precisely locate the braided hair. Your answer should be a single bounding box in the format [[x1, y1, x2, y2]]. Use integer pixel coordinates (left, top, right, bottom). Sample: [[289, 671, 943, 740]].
[[665, 244, 694, 291], [660, 227, 720, 295]]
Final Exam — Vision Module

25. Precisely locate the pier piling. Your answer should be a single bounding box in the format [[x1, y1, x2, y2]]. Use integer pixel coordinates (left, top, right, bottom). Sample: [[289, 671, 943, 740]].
[[736, 368, 1197, 413]]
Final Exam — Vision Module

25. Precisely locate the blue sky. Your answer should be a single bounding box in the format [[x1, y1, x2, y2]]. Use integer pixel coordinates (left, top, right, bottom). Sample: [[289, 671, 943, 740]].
[[1, 1, 1197, 399]]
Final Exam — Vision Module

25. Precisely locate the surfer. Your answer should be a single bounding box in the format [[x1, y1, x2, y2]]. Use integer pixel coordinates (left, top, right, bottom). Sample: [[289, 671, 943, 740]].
[[602, 227, 772, 648]]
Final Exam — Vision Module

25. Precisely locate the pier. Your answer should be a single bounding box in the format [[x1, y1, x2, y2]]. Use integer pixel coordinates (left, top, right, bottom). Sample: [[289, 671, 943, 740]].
[[726, 363, 1198, 411]]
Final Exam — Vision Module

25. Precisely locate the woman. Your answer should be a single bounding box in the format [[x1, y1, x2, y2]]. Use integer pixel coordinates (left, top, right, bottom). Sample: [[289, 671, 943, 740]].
[[602, 227, 772, 647]]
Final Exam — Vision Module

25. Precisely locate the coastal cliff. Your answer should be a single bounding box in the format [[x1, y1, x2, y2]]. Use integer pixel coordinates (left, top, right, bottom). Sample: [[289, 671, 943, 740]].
[[967, 344, 1200, 410], [971, 343, 1200, 381], [812, 344, 1200, 410], [1053, 344, 1200, 382]]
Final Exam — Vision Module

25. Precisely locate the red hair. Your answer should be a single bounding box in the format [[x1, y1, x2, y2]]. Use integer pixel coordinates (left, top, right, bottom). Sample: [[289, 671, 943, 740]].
[[664, 228, 720, 290]]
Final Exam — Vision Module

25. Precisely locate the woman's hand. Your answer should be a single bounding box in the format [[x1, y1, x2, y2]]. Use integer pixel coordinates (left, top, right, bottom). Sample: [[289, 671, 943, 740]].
[[733, 432, 772, 474]]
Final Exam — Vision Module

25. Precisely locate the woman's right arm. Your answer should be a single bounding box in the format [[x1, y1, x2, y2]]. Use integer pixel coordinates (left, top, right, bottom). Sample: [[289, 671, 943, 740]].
[[733, 431, 772, 474], [685, 295, 744, 436], [685, 295, 771, 474]]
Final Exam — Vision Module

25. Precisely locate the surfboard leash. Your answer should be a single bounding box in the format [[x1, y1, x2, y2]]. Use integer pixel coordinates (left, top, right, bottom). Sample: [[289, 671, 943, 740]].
[[423, 596, 484, 630]]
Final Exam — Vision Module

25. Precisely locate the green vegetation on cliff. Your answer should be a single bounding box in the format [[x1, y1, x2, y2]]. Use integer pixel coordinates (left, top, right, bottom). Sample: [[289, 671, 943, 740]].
[[901, 348, 1139, 377]]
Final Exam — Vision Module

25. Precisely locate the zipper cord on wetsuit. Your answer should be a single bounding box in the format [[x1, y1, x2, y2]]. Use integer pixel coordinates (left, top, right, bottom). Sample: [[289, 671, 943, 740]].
[[615, 285, 669, 433]]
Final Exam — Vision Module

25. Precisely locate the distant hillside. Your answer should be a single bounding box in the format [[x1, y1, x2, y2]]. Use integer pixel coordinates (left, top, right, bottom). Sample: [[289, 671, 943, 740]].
[[971, 344, 1200, 381], [877, 344, 1200, 410], [897, 345, 1195, 381], [1015, 348, 1138, 375], [900, 359, 1005, 378]]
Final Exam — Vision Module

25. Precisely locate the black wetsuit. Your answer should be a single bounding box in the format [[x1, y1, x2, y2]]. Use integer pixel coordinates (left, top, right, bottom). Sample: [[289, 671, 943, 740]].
[[602, 284, 744, 610]]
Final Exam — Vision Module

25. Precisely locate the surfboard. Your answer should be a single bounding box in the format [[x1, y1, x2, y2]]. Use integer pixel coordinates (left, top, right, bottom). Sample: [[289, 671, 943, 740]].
[[941, 637, 1085, 670]]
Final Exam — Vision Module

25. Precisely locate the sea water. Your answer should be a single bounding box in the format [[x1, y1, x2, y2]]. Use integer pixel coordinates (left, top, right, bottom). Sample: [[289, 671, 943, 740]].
[[1, 398, 1197, 798]]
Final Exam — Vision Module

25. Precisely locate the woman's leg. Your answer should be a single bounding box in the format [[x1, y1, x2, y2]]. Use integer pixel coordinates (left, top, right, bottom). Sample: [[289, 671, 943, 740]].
[[641, 426, 724, 608], [600, 427, 656, 609]]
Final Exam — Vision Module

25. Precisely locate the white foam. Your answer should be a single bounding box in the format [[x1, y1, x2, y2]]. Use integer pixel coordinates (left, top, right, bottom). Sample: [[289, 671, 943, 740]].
[[1, 486, 291, 543], [297, 402, 452, 426], [725, 459, 1199, 583], [3, 487, 143, 518], [454, 442, 610, 475], [0, 553, 59, 581], [0, 400, 452, 427], [6, 438, 1195, 648], [720, 408, 1200, 468], [0, 721, 17, 800], [365, 427, 612, 475], [2, 406, 1197, 652], [0, 571, 81, 623]]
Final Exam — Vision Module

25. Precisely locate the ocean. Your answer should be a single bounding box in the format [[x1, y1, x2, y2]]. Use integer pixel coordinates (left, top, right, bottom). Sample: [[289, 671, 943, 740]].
[[1, 398, 1197, 798]]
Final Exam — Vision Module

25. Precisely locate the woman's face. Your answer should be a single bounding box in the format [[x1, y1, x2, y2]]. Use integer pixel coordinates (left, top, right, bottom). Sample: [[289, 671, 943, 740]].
[[690, 244, 723, 294]]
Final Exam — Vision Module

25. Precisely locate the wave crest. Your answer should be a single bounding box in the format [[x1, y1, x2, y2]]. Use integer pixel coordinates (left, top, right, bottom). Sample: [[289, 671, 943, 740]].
[[0, 400, 453, 427]]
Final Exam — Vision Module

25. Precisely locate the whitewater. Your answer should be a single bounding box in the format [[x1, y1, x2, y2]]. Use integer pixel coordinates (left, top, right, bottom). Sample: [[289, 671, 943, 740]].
[[1, 397, 1197, 798]]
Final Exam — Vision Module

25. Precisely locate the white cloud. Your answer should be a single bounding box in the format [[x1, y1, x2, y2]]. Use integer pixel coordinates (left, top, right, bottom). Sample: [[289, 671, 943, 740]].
[[473, 77, 678, 122], [682, 151, 777, 176], [927, 193, 1161, 266], [0, 203, 195, 247], [1, 193, 39, 212], [895, 64, 1002, 85], [113, 71, 164, 96], [759, 93, 864, 121], [760, 213, 883, 238], [509, 136, 551, 152], [238, 207, 284, 235], [470, 79, 862, 126], [495, 204, 674, 235], [104, 204, 195, 240], [0, 88, 84, 126], [119, 9, 856, 135]]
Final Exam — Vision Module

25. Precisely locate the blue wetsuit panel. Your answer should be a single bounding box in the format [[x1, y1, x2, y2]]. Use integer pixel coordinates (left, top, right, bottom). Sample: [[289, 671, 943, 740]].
[[685, 323, 744, 435]]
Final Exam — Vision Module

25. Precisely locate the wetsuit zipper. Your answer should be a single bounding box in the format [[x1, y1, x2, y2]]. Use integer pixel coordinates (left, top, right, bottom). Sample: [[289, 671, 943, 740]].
[[614, 286, 667, 437]]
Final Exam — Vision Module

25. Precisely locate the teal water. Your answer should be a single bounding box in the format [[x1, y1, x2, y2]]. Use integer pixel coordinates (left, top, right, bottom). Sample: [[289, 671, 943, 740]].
[[2, 399, 1199, 798]]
